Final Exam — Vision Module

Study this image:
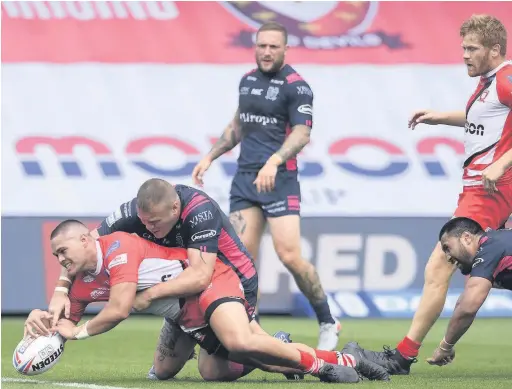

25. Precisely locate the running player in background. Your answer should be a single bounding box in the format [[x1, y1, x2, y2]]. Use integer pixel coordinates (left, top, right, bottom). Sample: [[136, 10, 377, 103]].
[[191, 21, 340, 351], [356, 14, 512, 374]]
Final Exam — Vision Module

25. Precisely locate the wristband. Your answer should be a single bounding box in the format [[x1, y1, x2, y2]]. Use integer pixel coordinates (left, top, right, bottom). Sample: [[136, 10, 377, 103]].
[[74, 321, 90, 340], [54, 286, 69, 295], [59, 276, 72, 283], [439, 337, 454, 351]]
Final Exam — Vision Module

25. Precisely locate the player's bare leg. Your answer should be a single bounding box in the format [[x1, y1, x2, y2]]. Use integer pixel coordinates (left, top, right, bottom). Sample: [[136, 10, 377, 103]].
[[229, 207, 266, 262], [267, 215, 340, 350], [354, 242, 457, 375], [229, 207, 266, 318], [198, 348, 254, 381], [208, 301, 363, 383], [147, 319, 197, 380]]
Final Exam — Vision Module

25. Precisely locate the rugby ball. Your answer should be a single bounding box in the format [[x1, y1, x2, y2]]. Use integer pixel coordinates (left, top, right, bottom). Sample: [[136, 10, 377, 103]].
[[13, 333, 65, 375]]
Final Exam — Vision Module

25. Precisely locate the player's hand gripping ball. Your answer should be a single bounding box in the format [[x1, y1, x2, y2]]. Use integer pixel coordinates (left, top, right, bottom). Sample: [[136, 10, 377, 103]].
[[13, 332, 65, 375]]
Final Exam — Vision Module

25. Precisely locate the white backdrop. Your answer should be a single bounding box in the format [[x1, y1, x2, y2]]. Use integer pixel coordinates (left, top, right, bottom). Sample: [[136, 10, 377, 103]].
[[2, 63, 476, 217]]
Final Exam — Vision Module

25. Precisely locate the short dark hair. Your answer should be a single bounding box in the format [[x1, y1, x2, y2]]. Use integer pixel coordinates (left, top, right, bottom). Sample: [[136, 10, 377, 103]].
[[257, 22, 288, 44], [438, 217, 484, 241], [50, 219, 88, 239], [137, 178, 177, 212]]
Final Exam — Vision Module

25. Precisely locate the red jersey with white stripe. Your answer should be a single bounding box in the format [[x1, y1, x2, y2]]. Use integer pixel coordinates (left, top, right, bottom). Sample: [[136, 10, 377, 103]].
[[463, 61, 512, 187]]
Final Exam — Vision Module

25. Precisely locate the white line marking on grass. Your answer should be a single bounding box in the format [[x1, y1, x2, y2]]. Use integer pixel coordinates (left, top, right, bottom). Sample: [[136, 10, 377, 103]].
[[2, 377, 142, 389]]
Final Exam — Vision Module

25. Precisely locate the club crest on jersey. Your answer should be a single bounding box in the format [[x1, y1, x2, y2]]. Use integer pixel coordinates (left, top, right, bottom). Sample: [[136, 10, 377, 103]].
[[223, 2, 406, 50], [82, 274, 95, 283], [265, 86, 280, 101]]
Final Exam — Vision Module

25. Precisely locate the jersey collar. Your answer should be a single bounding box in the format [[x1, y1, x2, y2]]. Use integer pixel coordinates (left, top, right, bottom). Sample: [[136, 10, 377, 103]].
[[91, 240, 104, 276], [483, 60, 511, 79]]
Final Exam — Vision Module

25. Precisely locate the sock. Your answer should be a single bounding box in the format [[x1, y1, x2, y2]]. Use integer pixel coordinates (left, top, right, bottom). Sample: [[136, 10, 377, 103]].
[[396, 336, 421, 359], [298, 350, 324, 375], [312, 299, 335, 324], [314, 350, 338, 365], [336, 352, 356, 368]]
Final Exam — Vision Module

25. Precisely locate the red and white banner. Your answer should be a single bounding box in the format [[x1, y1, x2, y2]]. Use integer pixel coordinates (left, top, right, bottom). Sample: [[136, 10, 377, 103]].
[[3, 1, 512, 64]]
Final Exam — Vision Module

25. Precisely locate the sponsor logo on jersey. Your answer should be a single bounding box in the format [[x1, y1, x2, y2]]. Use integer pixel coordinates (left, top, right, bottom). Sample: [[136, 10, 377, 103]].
[[90, 287, 109, 300], [188, 210, 214, 227], [464, 122, 485, 136], [106, 209, 122, 227], [297, 104, 313, 115], [108, 253, 128, 269], [239, 113, 278, 126], [472, 257, 484, 268], [297, 85, 313, 96], [191, 229, 216, 242]]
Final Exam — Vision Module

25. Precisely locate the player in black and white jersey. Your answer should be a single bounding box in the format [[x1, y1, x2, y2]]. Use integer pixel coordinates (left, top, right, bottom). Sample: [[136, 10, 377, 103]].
[[191, 21, 340, 351]]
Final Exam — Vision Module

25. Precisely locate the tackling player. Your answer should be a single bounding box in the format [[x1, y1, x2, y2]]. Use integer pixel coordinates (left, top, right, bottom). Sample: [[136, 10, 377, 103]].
[[27, 220, 388, 383], [427, 217, 512, 365], [191, 21, 340, 350], [48, 179, 258, 323], [353, 14, 512, 374]]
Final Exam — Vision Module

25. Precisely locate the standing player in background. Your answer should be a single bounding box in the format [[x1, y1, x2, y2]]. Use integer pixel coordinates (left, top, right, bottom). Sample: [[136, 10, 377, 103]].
[[191, 21, 340, 351], [356, 14, 512, 374]]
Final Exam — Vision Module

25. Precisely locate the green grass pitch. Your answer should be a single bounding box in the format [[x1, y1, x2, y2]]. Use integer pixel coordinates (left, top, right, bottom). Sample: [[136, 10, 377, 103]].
[[2, 316, 511, 388]]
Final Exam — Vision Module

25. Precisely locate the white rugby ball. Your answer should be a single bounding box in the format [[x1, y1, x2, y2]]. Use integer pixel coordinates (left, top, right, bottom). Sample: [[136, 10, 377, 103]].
[[13, 333, 65, 375]]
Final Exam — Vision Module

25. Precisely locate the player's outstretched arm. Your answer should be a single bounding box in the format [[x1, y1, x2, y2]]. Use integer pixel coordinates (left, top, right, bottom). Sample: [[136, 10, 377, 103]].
[[427, 277, 491, 366], [192, 109, 241, 186], [408, 110, 466, 129], [58, 282, 137, 340]]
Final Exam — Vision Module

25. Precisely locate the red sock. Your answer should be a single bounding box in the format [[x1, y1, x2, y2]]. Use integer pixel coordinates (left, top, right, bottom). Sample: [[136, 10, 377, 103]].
[[396, 336, 421, 358], [298, 350, 324, 374], [314, 350, 338, 364]]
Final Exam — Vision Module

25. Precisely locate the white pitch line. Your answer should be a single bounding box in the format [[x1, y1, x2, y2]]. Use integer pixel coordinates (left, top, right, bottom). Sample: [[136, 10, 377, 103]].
[[2, 377, 142, 389]]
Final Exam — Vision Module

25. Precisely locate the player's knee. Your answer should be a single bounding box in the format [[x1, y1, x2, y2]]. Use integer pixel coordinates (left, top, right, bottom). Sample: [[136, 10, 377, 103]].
[[153, 364, 180, 380], [275, 245, 302, 269], [199, 361, 244, 382]]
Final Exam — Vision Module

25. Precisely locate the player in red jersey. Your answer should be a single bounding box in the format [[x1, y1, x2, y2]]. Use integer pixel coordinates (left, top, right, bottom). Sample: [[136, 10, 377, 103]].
[[25, 220, 388, 382], [353, 14, 512, 375]]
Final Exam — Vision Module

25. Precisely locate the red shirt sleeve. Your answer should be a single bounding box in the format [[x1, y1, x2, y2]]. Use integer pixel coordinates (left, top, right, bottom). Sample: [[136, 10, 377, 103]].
[[496, 67, 512, 108]]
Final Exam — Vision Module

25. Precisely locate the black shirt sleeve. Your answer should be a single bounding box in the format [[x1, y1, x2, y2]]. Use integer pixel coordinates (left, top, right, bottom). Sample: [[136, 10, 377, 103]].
[[286, 79, 314, 128], [470, 237, 505, 282], [183, 200, 222, 254], [96, 198, 139, 236]]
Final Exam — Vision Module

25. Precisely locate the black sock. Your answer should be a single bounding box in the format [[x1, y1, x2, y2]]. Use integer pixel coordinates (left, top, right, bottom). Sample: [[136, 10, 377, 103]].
[[312, 299, 335, 324]]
